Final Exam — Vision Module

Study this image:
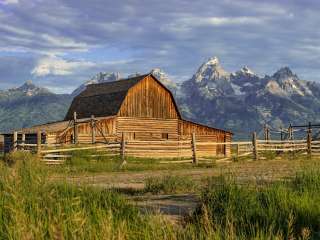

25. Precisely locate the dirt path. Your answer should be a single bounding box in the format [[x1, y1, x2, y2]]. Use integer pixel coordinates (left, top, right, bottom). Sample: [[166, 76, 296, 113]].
[[129, 194, 199, 224]]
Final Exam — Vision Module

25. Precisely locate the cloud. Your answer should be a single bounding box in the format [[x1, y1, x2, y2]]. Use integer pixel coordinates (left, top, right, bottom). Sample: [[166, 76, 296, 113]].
[[0, 0, 320, 92], [0, 0, 19, 4], [31, 55, 95, 77]]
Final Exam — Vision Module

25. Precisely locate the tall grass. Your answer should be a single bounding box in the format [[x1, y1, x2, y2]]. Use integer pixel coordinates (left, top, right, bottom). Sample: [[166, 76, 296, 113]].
[[2, 152, 320, 239], [0, 153, 177, 239], [187, 168, 320, 239], [144, 175, 196, 194]]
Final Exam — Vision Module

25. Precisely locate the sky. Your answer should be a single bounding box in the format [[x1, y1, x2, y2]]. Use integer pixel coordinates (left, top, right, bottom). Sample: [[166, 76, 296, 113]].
[[0, 0, 319, 93]]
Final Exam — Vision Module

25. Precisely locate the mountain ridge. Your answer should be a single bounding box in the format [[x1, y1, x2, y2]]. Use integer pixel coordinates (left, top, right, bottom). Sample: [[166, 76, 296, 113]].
[[1, 57, 320, 138]]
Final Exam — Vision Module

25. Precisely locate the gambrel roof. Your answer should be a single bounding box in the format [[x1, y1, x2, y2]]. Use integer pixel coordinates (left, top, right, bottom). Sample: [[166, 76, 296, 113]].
[[65, 73, 182, 120]]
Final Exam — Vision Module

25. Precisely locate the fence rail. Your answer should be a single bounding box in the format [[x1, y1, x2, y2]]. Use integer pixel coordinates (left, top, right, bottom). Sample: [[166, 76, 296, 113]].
[[10, 131, 320, 165]]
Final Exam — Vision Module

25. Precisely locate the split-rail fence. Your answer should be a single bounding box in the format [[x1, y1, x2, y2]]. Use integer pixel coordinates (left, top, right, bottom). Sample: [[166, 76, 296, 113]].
[[8, 131, 319, 165]]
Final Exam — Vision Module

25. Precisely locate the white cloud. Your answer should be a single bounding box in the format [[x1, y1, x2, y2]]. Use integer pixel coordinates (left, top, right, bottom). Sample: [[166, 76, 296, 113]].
[[40, 34, 89, 52], [0, 0, 19, 4], [163, 16, 265, 33], [31, 55, 95, 77]]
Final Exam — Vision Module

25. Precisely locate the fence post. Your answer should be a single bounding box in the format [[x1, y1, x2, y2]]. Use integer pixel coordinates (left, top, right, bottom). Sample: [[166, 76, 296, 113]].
[[120, 132, 126, 165], [264, 124, 268, 141], [73, 112, 78, 144], [252, 132, 258, 160], [37, 131, 42, 157], [266, 127, 270, 142], [13, 131, 18, 152], [236, 143, 239, 156], [307, 129, 312, 156], [21, 133, 25, 149], [192, 133, 198, 164], [91, 115, 96, 144]]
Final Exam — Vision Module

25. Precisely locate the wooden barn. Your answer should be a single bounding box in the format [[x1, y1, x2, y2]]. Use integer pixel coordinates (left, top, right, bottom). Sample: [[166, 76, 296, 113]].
[[4, 73, 232, 157]]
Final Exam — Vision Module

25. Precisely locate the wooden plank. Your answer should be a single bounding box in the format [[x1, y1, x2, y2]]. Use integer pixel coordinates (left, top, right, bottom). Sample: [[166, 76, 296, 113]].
[[257, 140, 306, 143], [257, 148, 307, 151], [160, 160, 193, 164], [43, 154, 71, 158], [41, 144, 120, 154], [196, 141, 249, 146]]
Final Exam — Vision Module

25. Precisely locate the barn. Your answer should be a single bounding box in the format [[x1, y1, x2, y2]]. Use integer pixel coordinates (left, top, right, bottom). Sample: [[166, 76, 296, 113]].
[[4, 73, 232, 157]]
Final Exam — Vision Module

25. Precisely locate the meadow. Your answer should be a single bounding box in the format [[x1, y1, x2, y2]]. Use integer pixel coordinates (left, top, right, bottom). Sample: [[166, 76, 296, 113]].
[[0, 151, 319, 239]]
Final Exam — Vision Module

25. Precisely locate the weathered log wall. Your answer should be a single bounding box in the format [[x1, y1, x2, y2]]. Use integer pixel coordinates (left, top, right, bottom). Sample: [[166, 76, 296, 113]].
[[118, 75, 179, 119]]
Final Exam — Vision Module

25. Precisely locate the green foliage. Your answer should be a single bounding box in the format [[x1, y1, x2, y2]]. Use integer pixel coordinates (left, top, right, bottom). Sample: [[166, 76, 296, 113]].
[[0, 158, 176, 239], [145, 175, 196, 194], [188, 169, 320, 239]]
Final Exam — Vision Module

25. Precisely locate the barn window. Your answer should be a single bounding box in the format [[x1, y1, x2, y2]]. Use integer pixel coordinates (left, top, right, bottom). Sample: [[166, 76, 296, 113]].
[[162, 133, 169, 139], [133, 132, 136, 139]]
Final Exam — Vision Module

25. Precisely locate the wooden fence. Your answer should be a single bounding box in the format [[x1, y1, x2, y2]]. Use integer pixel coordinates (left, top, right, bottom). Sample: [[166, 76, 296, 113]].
[[9, 131, 320, 165], [12, 139, 253, 165]]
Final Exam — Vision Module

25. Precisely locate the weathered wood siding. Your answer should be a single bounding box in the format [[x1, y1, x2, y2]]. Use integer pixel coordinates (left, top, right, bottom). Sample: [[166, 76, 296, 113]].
[[118, 75, 179, 119], [49, 117, 117, 144], [179, 120, 232, 156], [117, 117, 179, 140]]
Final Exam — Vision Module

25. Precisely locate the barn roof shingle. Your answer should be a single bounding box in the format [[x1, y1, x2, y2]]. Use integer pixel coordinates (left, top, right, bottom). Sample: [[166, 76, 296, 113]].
[[65, 74, 148, 120]]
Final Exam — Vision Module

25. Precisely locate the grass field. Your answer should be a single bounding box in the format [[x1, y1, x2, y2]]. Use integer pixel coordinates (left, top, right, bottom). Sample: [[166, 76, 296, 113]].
[[1, 151, 320, 239]]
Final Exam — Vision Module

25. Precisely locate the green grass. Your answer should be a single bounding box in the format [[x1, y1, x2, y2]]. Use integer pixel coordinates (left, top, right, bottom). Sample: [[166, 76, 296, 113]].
[[186, 167, 320, 239], [0, 154, 177, 239], [41, 150, 215, 174], [144, 175, 197, 194], [2, 151, 320, 239]]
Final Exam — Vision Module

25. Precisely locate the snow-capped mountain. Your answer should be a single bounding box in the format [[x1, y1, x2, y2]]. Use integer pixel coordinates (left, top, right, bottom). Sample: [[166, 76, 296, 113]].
[[179, 57, 320, 137], [264, 67, 313, 97], [151, 68, 177, 92], [0, 81, 71, 132], [72, 72, 121, 96], [0, 80, 52, 98], [2, 57, 320, 138]]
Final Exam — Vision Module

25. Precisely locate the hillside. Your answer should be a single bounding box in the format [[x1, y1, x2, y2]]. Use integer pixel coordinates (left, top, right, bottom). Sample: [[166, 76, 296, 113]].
[[0, 81, 72, 132]]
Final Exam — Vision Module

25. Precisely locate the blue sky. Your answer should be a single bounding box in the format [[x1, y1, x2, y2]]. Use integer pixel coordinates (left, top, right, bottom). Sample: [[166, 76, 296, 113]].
[[0, 0, 319, 93]]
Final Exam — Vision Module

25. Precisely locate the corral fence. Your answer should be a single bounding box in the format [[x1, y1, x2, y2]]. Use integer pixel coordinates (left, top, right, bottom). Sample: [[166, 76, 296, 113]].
[[8, 130, 318, 165], [9, 131, 252, 165]]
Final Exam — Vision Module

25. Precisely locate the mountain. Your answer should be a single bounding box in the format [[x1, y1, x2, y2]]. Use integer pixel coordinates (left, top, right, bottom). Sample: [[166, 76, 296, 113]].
[[0, 81, 72, 132], [1, 60, 320, 138], [150, 68, 178, 93], [179, 57, 320, 138], [72, 72, 121, 96]]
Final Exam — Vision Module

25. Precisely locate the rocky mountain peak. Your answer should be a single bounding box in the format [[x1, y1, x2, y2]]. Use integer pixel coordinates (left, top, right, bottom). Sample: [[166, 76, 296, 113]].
[[240, 66, 255, 76], [15, 80, 51, 96], [272, 67, 295, 80], [72, 72, 121, 96], [206, 56, 220, 66], [193, 56, 230, 83], [151, 68, 177, 90]]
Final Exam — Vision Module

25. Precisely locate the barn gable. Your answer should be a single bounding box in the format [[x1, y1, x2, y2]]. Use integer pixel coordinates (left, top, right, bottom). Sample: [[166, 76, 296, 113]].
[[118, 75, 180, 119], [65, 74, 181, 120]]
